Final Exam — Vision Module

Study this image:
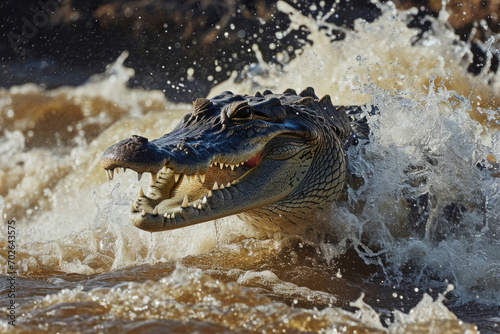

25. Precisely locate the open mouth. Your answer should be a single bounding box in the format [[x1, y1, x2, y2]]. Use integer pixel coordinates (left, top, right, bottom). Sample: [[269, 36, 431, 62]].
[[101, 130, 313, 232], [104, 149, 265, 230]]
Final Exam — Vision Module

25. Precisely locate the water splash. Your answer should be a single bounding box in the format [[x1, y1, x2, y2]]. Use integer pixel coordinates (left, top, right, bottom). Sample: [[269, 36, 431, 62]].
[[209, 0, 500, 303], [3, 266, 477, 333]]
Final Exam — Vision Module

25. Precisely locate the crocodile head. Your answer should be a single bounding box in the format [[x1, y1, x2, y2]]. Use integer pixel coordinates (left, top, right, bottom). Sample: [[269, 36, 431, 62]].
[[100, 88, 355, 232]]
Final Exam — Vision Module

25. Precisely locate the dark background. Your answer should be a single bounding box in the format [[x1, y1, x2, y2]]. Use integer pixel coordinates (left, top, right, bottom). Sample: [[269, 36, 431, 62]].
[[1, 0, 498, 102]]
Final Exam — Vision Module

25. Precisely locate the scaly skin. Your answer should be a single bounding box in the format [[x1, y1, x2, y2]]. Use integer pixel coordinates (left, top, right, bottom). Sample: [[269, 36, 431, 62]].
[[100, 87, 366, 233]]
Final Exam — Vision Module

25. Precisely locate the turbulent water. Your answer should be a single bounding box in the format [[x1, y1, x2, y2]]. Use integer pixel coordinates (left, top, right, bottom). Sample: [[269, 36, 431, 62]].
[[1, 1, 500, 333]]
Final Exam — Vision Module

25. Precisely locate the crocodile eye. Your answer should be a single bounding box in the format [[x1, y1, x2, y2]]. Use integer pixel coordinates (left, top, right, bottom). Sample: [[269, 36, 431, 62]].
[[232, 106, 252, 120]]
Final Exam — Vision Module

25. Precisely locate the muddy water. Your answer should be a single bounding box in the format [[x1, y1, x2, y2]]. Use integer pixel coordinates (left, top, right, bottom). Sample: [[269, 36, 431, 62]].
[[1, 1, 500, 333]]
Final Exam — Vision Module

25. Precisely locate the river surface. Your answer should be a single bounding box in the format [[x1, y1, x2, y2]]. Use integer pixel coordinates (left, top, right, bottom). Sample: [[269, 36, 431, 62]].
[[1, 2, 500, 333]]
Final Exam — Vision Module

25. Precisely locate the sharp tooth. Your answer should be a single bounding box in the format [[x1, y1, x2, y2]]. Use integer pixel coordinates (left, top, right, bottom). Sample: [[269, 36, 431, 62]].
[[226, 182, 231, 188], [197, 204, 202, 210], [235, 163, 240, 167], [110, 169, 114, 180], [171, 213, 175, 219], [123, 167, 127, 173], [213, 162, 218, 167], [141, 209, 146, 216], [199, 174, 206, 183], [208, 190, 213, 197], [152, 173, 158, 184], [139, 187, 145, 197], [230, 164, 235, 170], [105, 170, 110, 181], [210, 163, 213, 168], [189, 175, 195, 182], [181, 195, 189, 208], [175, 174, 181, 182], [202, 196, 207, 204], [138, 173, 143, 181], [220, 184, 225, 190], [162, 166, 168, 173], [220, 163, 224, 170], [153, 206, 158, 215], [115, 168, 119, 174], [164, 213, 169, 218], [213, 182, 219, 190]]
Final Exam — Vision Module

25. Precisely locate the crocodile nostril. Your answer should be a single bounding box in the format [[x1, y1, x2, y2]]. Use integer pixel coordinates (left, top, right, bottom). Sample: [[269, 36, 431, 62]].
[[132, 135, 149, 143]]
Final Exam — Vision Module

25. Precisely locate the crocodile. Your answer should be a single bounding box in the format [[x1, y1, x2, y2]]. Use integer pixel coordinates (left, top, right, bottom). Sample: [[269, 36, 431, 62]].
[[100, 87, 368, 233]]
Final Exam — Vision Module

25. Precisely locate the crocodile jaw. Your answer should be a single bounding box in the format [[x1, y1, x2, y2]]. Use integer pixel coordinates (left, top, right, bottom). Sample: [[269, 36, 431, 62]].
[[125, 151, 311, 232]]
